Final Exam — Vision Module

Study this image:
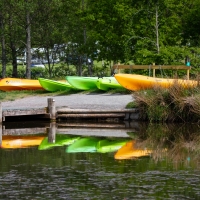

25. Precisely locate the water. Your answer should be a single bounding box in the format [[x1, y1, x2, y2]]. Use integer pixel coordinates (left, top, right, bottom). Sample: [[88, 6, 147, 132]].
[[0, 121, 200, 200]]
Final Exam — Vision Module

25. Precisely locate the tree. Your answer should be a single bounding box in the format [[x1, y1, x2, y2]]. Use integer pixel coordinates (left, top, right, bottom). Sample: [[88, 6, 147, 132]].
[[0, 5, 6, 78]]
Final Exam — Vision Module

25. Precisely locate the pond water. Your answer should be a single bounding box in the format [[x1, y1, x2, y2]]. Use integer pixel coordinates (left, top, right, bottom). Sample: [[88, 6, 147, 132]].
[[0, 121, 200, 200]]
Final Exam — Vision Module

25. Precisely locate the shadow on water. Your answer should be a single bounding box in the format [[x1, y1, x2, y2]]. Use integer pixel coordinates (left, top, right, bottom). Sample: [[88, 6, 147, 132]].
[[1, 121, 200, 199]]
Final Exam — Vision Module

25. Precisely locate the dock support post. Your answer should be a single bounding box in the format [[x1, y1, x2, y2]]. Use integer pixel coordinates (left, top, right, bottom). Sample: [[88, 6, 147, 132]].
[[0, 102, 2, 123], [48, 98, 56, 121], [48, 122, 56, 143]]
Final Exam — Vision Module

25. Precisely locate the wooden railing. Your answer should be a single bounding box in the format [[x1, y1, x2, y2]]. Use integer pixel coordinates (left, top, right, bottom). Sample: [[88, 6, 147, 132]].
[[112, 64, 191, 80]]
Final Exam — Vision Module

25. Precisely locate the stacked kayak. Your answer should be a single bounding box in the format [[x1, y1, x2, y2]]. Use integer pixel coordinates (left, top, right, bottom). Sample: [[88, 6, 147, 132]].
[[0, 78, 44, 91], [65, 76, 123, 91], [114, 74, 198, 91], [66, 76, 98, 90], [38, 78, 75, 92], [38, 134, 80, 150], [1, 135, 45, 149], [95, 77, 123, 91], [114, 140, 151, 160]]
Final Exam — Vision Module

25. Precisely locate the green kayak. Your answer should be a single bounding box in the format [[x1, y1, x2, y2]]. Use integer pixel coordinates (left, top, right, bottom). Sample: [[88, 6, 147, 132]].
[[66, 137, 100, 153], [65, 76, 98, 90], [96, 77, 123, 91], [38, 78, 75, 92], [38, 134, 80, 150], [96, 139, 130, 153]]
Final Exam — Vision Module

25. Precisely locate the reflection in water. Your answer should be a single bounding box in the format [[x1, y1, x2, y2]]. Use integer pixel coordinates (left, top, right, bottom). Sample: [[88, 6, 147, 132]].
[[66, 137, 100, 153], [1, 122, 200, 199], [1, 135, 45, 149], [115, 140, 152, 159], [96, 138, 130, 153], [136, 123, 200, 169], [39, 134, 80, 150]]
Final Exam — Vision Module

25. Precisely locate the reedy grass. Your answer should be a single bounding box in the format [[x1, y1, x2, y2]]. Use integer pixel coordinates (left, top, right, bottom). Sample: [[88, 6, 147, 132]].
[[130, 82, 200, 122]]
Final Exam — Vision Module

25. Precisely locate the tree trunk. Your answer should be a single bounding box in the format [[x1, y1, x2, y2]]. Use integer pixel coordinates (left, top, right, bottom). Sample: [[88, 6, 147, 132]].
[[78, 56, 82, 76], [45, 47, 53, 78], [155, 5, 160, 54], [26, 11, 31, 79], [10, 42, 18, 77], [0, 12, 6, 78]]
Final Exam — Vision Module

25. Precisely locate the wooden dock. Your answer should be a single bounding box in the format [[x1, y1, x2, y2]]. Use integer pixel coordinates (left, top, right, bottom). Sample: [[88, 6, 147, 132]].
[[0, 98, 139, 123]]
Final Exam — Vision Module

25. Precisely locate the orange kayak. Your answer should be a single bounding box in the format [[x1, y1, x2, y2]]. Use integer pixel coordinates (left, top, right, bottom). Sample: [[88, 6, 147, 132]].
[[0, 135, 45, 148], [114, 140, 151, 160], [114, 74, 198, 91], [0, 78, 44, 91]]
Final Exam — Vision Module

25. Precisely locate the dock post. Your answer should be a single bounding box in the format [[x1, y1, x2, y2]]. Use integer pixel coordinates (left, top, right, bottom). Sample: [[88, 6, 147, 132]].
[[47, 98, 56, 121], [48, 122, 56, 143], [0, 102, 2, 123]]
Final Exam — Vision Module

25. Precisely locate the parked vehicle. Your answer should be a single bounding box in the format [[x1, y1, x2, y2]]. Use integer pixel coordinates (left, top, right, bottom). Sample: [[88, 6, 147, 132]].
[[31, 63, 45, 68]]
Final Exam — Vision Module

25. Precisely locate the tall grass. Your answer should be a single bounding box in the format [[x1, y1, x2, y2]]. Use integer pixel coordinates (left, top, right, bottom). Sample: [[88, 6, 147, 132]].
[[132, 82, 200, 122]]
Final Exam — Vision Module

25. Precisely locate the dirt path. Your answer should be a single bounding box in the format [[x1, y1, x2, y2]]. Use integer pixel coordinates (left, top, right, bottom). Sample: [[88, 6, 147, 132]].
[[1, 93, 133, 110]]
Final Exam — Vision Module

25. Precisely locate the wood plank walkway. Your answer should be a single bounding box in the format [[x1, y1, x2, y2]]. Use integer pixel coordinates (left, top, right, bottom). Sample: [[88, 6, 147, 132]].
[[0, 98, 139, 122]]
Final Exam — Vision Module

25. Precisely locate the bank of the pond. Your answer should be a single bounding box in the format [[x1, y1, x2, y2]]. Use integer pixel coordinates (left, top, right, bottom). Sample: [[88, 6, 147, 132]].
[[2, 83, 200, 123], [131, 84, 200, 122]]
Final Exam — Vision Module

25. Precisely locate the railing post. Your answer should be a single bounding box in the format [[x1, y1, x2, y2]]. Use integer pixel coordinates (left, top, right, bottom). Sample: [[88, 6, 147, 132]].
[[48, 122, 56, 143], [152, 63, 155, 77], [47, 98, 56, 121], [187, 69, 190, 80]]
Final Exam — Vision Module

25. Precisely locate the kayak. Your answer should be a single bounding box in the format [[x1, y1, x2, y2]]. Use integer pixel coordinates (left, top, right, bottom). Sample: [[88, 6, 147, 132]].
[[38, 134, 80, 150], [95, 77, 123, 91], [114, 74, 198, 91], [65, 76, 98, 90], [114, 140, 151, 159], [0, 78, 44, 91], [1, 135, 45, 149], [66, 137, 100, 153], [96, 139, 131, 153], [38, 78, 75, 92]]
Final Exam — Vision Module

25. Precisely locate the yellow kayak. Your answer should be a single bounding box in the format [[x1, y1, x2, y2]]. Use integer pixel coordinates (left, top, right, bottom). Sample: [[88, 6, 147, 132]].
[[114, 140, 151, 160], [0, 78, 44, 91], [114, 74, 198, 91], [1, 135, 45, 148]]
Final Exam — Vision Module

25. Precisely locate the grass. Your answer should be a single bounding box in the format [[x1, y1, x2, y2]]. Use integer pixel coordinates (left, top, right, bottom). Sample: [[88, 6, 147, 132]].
[[0, 87, 130, 102], [0, 90, 46, 101], [126, 83, 200, 122]]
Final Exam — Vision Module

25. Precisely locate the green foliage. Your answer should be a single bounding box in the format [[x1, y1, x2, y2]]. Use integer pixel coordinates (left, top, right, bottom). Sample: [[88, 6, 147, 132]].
[[126, 101, 138, 108], [31, 67, 47, 79], [1, 0, 200, 78], [51, 64, 76, 78]]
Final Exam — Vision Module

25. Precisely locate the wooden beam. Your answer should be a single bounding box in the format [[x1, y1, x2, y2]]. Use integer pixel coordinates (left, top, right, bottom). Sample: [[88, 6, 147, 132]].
[[113, 64, 191, 70]]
